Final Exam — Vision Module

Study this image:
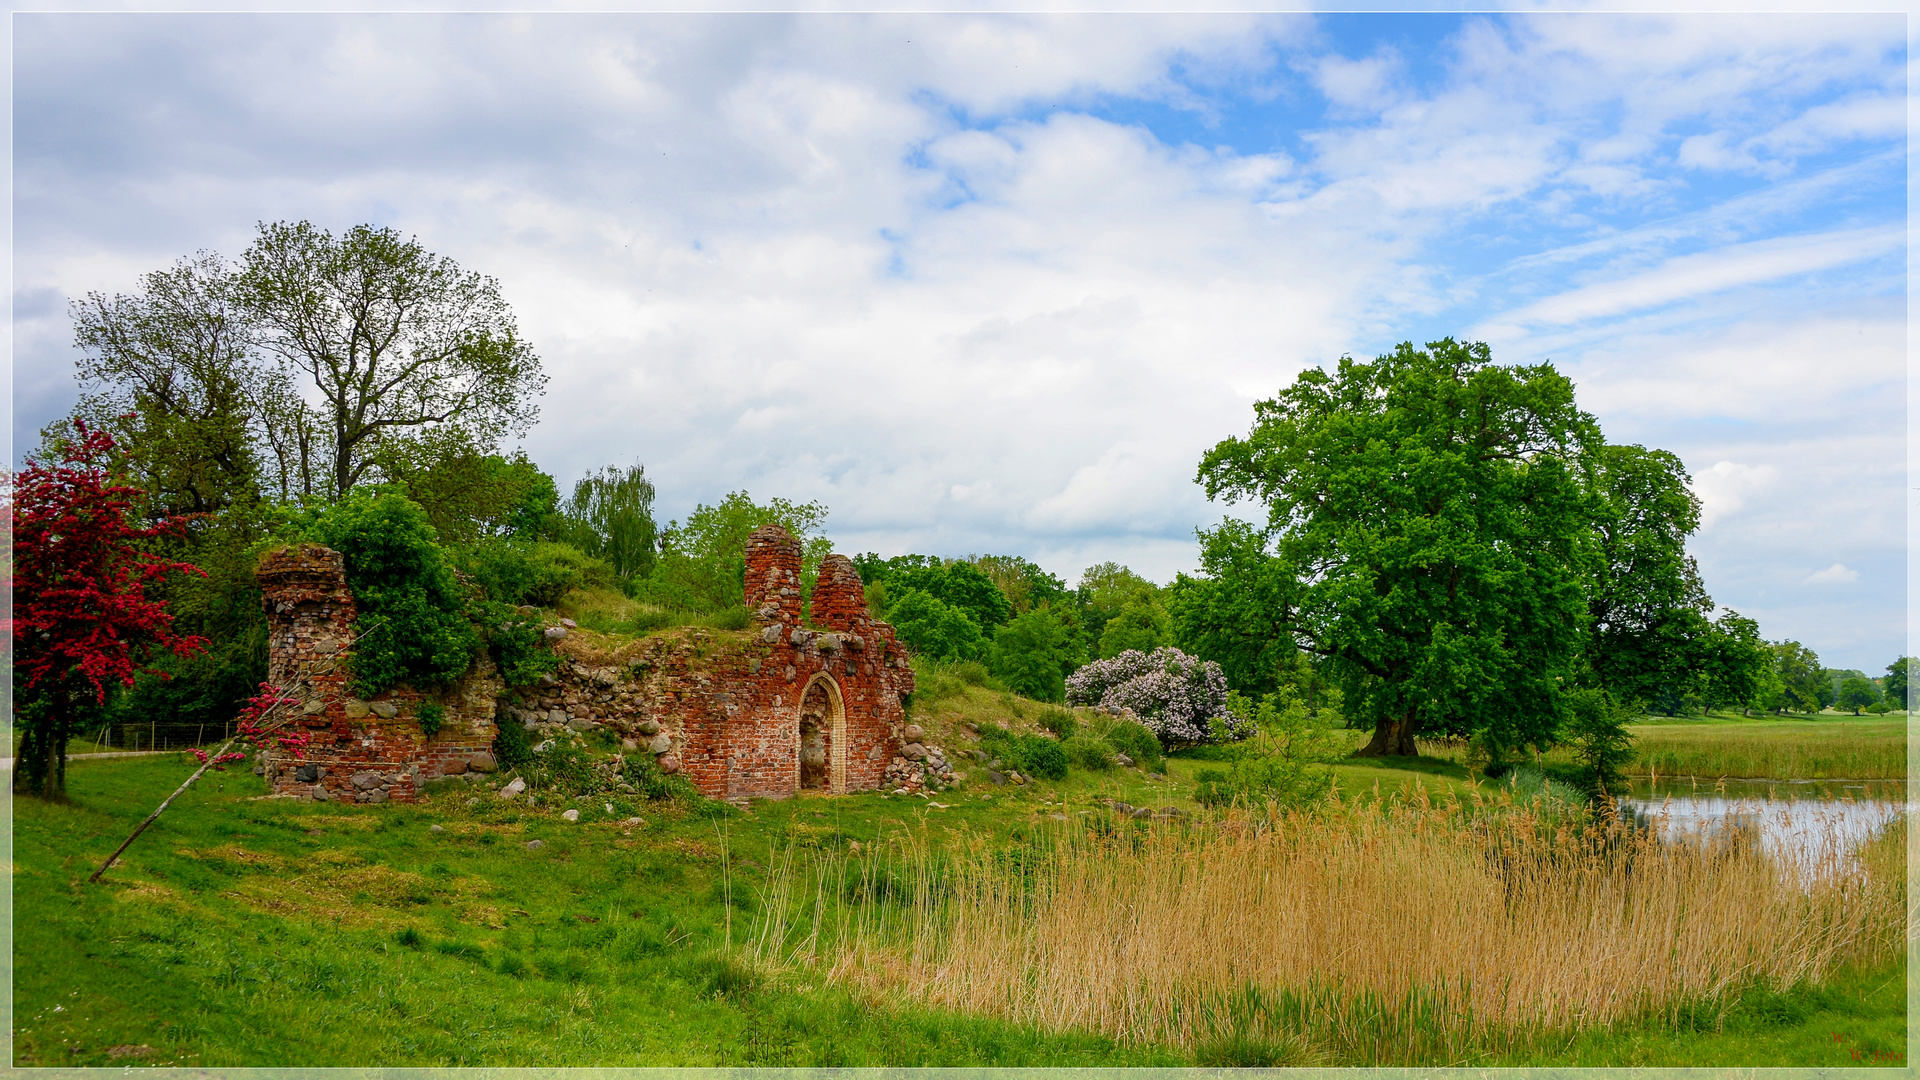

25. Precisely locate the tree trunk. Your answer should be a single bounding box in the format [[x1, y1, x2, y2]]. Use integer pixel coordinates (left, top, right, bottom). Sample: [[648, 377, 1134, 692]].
[[15, 690, 71, 800], [1353, 711, 1420, 757]]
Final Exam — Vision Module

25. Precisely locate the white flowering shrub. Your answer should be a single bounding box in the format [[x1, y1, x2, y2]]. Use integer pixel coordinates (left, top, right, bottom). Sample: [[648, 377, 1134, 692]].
[[1065, 647, 1249, 746]]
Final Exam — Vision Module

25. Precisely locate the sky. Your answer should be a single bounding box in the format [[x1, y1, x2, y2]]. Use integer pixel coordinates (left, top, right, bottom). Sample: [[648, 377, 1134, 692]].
[[8, 8, 1908, 672]]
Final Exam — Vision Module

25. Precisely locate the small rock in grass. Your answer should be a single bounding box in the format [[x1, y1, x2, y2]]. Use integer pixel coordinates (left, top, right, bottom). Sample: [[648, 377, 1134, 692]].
[[987, 771, 1006, 786], [562, 808, 580, 822], [525, 839, 545, 850], [498, 777, 527, 799], [429, 824, 445, 834], [622, 816, 643, 827], [1116, 753, 1134, 767], [891, 788, 910, 797], [465, 797, 481, 807], [1130, 807, 1154, 820]]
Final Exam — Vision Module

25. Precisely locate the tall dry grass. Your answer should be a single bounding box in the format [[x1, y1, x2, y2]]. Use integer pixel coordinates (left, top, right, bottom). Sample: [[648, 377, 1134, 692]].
[[750, 789, 1906, 1064]]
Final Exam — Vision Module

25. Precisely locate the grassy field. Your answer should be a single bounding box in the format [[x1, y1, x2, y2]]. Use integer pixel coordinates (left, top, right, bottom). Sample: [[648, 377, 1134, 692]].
[[10, 686, 1907, 1067], [1411, 713, 1909, 782]]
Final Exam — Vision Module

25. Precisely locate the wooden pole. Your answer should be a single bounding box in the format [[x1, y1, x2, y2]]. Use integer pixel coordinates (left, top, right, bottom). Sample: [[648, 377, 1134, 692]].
[[88, 617, 385, 884]]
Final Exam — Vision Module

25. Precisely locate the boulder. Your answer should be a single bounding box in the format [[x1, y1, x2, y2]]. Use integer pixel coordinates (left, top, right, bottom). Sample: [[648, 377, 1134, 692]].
[[561, 808, 580, 822], [343, 699, 371, 719], [621, 738, 639, 751], [902, 724, 924, 742], [310, 785, 331, 802], [648, 734, 672, 754], [658, 753, 681, 774], [293, 763, 320, 783], [498, 777, 527, 798], [351, 770, 383, 790], [543, 626, 568, 643], [467, 752, 497, 774], [987, 771, 1007, 786], [637, 720, 662, 736], [370, 701, 399, 719], [367, 789, 390, 804], [547, 709, 568, 725], [559, 618, 577, 629], [302, 700, 326, 716], [1115, 752, 1134, 768], [443, 759, 469, 775], [902, 743, 928, 761], [567, 716, 598, 732]]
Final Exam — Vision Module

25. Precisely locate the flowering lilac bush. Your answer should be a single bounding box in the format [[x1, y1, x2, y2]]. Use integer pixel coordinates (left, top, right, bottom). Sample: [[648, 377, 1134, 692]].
[[1065, 647, 1249, 745]]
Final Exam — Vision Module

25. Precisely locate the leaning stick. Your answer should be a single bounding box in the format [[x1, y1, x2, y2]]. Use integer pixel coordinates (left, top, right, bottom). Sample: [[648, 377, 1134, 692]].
[[88, 619, 383, 883]]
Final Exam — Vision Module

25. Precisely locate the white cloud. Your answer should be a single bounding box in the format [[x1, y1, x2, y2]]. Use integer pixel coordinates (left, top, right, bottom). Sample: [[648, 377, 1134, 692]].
[[1688, 461, 1779, 530], [1805, 563, 1859, 585]]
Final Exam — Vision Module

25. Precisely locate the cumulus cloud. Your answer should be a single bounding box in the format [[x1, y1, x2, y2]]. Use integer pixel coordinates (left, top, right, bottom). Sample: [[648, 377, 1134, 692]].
[[8, 11, 1906, 665], [1805, 563, 1859, 585]]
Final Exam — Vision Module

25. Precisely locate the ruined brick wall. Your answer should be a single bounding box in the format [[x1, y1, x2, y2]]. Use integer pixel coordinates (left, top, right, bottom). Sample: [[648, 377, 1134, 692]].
[[255, 545, 501, 804], [508, 528, 914, 801], [259, 527, 914, 805]]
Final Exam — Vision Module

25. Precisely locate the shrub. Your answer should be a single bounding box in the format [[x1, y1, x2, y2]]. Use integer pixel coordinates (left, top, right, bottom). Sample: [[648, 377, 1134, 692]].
[[476, 601, 560, 687], [416, 702, 445, 738], [1065, 647, 1245, 746], [1562, 687, 1637, 800], [1062, 734, 1116, 772], [1095, 716, 1165, 772], [624, 746, 702, 801], [294, 487, 480, 697], [952, 660, 991, 686], [1037, 708, 1077, 740], [492, 712, 533, 768], [1013, 733, 1068, 780]]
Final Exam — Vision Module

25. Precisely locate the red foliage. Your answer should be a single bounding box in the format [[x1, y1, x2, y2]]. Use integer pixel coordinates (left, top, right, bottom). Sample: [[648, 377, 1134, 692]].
[[6, 420, 208, 703], [233, 683, 311, 760]]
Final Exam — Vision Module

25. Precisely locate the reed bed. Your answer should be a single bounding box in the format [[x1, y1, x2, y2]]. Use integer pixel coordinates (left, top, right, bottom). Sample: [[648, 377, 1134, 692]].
[[1629, 724, 1907, 781], [747, 789, 1907, 1065]]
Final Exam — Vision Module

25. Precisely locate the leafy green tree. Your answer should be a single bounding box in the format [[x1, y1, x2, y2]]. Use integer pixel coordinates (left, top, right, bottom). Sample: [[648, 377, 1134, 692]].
[[1835, 676, 1880, 715], [236, 221, 546, 498], [561, 464, 659, 581], [373, 429, 559, 544], [653, 491, 829, 612], [888, 589, 986, 663], [1196, 339, 1599, 757], [1098, 598, 1170, 658], [61, 252, 292, 514], [1583, 444, 1716, 705], [889, 561, 1011, 630], [296, 487, 480, 696], [1562, 687, 1637, 800], [988, 606, 1077, 701], [1883, 657, 1912, 713], [970, 555, 1071, 615], [1699, 611, 1771, 714], [1165, 520, 1297, 698], [1077, 561, 1158, 645], [1769, 640, 1825, 713]]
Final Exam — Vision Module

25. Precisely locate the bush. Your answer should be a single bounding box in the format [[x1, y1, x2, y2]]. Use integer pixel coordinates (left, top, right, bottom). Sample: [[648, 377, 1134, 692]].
[[1563, 687, 1637, 800], [1065, 647, 1246, 746], [453, 534, 610, 607], [1095, 716, 1165, 772], [953, 660, 991, 686], [492, 713, 534, 769], [1062, 734, 1115, 772], [1037, 708, 1077, 740], [1013, 733, 1068, 780], [624, 747, 702, 801], [416, 702, 445, 738], [476, 601, 560, 687], [294, 487, 480, 696]]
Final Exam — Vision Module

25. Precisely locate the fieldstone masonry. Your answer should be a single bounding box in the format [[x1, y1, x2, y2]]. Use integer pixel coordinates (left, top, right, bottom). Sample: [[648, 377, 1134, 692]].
[[254, 526, 914, 804]]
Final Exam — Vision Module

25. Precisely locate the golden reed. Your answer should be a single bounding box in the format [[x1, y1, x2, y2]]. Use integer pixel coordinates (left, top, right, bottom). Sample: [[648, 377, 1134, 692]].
[[758, 786, 1906, 1062]]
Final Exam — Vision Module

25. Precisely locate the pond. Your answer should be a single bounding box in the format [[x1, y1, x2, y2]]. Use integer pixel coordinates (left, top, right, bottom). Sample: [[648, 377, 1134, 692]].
[[1622, 776, 1904, 872]]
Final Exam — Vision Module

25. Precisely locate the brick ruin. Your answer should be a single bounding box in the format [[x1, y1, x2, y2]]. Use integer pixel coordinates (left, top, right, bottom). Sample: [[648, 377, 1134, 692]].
[[254, 526, 915, 804]]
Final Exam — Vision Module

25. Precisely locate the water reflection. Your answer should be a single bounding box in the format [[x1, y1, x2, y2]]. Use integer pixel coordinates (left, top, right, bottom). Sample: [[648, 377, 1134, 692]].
[[1622, 776, 1904, 874]]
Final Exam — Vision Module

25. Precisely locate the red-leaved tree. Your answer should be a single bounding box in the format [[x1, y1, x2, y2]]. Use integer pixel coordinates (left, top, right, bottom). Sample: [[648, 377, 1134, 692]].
[[7, 419, 208, 799]]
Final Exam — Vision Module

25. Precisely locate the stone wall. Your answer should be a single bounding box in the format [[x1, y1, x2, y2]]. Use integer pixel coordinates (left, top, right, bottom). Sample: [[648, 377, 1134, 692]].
[[256, 526, 914, 804]]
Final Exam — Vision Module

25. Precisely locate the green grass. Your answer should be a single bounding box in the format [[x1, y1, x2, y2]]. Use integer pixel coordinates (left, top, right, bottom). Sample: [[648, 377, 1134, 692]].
[[13, 698, 1904, 1067], [11, 754, 1185, 1067]]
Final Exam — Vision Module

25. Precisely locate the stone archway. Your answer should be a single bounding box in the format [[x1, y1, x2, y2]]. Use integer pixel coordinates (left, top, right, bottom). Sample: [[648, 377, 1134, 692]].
[[797, 673, 847, 794]]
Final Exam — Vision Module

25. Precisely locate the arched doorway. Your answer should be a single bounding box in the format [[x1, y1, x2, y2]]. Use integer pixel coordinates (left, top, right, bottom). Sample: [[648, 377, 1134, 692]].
[[798, 674, 846, 794]]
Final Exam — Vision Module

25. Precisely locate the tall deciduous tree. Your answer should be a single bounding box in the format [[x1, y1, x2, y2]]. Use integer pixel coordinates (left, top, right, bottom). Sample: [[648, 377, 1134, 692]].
[[7, 422, 208, 798], [236, 221, 546, 498], [1883, 656, 1912, 712], [562, 464, 659, 580], [1583, 444, 1715, 705], [1196, 339, 1600, 757]]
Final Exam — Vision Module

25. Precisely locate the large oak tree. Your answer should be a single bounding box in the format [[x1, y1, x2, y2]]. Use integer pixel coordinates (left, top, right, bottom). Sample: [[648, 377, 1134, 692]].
[[1194, 339, 1602, 757]]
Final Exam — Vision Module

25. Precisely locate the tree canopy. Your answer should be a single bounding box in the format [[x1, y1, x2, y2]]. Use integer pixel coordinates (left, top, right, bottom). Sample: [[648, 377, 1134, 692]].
[[1194, 339, 1603, 757]]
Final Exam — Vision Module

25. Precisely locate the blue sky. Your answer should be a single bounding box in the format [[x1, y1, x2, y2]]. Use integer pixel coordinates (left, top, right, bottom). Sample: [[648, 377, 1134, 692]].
[[8, 10, 1907, 672]]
